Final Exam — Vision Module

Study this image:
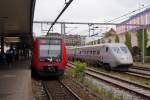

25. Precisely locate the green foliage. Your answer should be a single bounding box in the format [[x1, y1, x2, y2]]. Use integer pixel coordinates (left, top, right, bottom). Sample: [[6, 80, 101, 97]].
[[137, 28, 148, 56], [68, 68, 75, 77], [105, 32, 112, 37], [68, 61, 117, 100], [125, 33, 132, 52], [73, 61, 87, 78], [115, 35, 119, 43], [117, 95, 124, 100], [98, 39, 101, 44], [83, 79, 115, 100], [146, 46, 150, 56]]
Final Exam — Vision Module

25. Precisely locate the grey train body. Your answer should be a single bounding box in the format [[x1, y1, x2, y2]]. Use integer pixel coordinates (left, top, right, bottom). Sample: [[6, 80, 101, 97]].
[[67, 43, 133, 70]]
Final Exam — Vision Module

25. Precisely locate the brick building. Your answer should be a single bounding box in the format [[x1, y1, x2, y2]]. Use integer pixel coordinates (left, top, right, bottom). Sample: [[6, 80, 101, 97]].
[[47, 33, 86, 46]]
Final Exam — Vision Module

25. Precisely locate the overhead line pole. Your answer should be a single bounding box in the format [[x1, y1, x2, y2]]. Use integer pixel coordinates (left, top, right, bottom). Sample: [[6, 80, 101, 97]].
[[47, 0, 74, 34]]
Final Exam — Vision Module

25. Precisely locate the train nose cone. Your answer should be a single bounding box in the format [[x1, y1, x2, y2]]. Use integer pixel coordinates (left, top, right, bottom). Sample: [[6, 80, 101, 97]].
[[120, 56, 126, 60], [120, 56, 133, 64]]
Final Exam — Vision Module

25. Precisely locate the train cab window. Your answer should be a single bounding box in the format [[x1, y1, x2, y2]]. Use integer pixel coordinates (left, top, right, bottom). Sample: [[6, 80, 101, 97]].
[[112, 47, 121, 54], [106, 47, 109, 52], [39, 39, 61, 62], [120, 47, 128, 53]]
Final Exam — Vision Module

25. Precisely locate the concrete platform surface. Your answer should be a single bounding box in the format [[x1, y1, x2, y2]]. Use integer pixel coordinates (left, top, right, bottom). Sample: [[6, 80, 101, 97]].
[[0, 61, 32, 100]]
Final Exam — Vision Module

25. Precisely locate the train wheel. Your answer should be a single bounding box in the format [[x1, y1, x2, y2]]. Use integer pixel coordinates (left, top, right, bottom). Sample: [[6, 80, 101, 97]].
[[104, 64, 111, 71]]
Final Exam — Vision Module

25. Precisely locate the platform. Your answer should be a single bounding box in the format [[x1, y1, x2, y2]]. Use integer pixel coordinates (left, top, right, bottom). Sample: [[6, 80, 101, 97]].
[[0, 60, 33, 100]]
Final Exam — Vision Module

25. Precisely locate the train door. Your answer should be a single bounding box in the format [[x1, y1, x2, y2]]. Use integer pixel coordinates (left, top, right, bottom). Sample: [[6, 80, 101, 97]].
[[102, 46, 110, 64], [100, 46, 105, 63], [97, 47, 102, 63]]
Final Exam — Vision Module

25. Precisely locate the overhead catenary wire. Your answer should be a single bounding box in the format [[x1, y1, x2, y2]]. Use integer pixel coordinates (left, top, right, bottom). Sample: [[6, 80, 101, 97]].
[[47, 0, 74, 34], [106, 4, 150, 23]]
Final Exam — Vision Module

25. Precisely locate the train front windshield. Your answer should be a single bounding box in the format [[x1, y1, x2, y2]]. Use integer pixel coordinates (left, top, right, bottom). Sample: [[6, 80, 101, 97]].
[[39, 39, 61, 62], [111, 46, 129, 54]]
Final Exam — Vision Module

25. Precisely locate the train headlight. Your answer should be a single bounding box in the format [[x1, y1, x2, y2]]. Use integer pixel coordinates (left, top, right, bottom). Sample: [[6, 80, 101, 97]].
[[49, 58, 53, 62]]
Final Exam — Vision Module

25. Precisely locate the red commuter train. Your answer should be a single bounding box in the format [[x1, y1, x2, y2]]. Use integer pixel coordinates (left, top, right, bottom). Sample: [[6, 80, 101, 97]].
[[31, 36, 67, 76]]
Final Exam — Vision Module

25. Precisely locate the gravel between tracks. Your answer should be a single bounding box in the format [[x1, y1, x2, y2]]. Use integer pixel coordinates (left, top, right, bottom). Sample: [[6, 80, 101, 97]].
[[67, 62, 150, 100], [62, 75, 106, 100]]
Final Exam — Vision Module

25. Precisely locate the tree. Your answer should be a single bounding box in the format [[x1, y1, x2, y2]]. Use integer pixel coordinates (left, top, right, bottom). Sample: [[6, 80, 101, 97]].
[[104, 32, 112, 37], [125, 33, 132, 52], [115, 35, 119, 43], [137, 28, 148, 56]]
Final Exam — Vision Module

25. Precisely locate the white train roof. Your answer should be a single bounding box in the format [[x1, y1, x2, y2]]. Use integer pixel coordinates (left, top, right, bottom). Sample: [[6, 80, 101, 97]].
[[67, 43, 126, 49]]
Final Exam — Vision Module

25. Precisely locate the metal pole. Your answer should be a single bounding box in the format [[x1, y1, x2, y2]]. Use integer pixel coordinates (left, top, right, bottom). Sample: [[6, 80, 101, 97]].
[[41, 23, 43, 33], [1, 37, 4, 54], [93, 24, 95, 35], [88, 25, 90, 37], [0, 20, 4, 54], [61, 23, 65, 39], [61, 23, 65, 34], [64, 23, 66, 35], [61, 23, 63, 35], [142, 28, 145, 63]]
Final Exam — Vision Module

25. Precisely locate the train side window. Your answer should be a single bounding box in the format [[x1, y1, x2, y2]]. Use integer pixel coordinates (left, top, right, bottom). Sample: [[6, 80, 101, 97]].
[[106, 47, 109, 52]]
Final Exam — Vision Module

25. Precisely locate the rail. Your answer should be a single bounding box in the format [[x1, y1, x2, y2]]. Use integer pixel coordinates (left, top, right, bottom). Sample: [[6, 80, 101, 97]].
[[67, 62, 150, 99], [42, 80, 81, 100]]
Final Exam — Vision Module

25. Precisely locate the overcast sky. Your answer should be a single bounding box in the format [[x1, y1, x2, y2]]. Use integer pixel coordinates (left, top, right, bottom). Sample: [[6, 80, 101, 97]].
[[33, 0, 150, 37]]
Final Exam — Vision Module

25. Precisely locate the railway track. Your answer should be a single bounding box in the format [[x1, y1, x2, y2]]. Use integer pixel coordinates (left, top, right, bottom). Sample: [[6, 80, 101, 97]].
[[125, 71, 150, 80], [42, 80, 81, 100], [67, 62, 150, 99], [132, 66, 150, 71], [129, 67, 150, 77], [68, 61, 150, 79]]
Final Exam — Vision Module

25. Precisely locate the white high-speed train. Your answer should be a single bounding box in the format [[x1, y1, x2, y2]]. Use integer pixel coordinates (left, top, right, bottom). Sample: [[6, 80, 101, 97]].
[[67, 43, 133, 71]]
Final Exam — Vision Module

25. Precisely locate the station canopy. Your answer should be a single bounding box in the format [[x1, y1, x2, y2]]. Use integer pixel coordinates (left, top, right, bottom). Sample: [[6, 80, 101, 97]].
[[0, 0, 36, 48]]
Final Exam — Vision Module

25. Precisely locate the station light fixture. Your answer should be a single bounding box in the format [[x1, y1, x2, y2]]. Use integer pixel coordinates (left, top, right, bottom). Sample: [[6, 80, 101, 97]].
[[5, 37, 21, 43]]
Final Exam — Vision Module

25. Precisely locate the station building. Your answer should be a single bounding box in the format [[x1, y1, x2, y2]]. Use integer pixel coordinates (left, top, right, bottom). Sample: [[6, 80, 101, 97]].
[[47, 33, 86, 46], [115, 8, 150, 47], [89, 8, 150, 47], [116, 8, 150, 34]]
